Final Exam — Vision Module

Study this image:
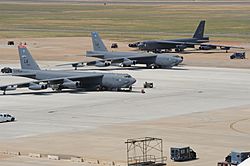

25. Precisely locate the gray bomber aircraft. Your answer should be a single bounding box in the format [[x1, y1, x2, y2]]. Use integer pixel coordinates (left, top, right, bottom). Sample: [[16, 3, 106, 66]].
[[66, 32, 183, 70], [129, 20, 243, 53], [0, 45, 136, 95]]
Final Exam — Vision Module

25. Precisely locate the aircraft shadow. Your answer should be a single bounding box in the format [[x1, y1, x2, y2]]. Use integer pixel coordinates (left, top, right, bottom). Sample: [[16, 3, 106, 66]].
[[178, 50, 230, 54], [174, 158, 200, 162], [169, 67, 188, 71], [74, 66, 188, 71], [0, 89, 88, 96], [75, 66, 146, 71], [0, 89, 143, 96]]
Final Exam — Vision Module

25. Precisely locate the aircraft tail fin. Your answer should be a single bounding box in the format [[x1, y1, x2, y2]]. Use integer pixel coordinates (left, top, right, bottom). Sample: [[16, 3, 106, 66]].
[[91, 32, 108, 52], [18, 44, 41, 70], [193, 20, 205, 39]]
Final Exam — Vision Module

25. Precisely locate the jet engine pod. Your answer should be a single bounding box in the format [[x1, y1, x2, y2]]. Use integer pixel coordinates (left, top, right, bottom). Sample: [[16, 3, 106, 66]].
[[62, 80, 80, 89], [29, 83, 47, 90], [95, 61, 111, 67], [176, 45, 187, 50], [199, 45, 216, 50], [128, 42, 140, 48], [72, 62, 85, 68], [119, 59, 136, 67], [6, 85, 17, 91]]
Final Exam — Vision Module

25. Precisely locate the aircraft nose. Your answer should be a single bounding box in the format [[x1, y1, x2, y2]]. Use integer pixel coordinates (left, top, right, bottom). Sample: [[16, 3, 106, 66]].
[[177, 57, 183, 64], [137, 42, 145, 49], [174, 56, 183, 66], [130, 77, 136, 85]]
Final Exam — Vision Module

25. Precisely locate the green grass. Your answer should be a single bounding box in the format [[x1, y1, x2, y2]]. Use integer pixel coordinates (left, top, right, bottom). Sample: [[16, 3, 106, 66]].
[[0, 3, 250, 42]]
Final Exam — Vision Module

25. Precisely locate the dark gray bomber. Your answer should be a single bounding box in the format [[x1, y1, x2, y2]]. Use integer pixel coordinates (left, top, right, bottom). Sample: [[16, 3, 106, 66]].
[[129, 20, 243, 53], [129, 20, 208, 52], [68, 32, 183, 70], [0, 45, 136, 95]]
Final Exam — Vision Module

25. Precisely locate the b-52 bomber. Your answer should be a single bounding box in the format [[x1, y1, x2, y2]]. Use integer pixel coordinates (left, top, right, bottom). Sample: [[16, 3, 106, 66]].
[[129, 20, 244, 53], [0, 45, 136, 95], [65, 32, 183, 70]]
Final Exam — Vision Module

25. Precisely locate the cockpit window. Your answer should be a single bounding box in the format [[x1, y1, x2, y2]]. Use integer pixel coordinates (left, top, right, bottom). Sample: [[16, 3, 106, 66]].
[[124, 75, 131, 78]]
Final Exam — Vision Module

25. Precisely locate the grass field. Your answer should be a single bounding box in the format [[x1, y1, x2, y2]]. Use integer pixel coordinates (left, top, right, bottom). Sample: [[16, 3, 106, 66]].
[[0, 2, 249, 42]]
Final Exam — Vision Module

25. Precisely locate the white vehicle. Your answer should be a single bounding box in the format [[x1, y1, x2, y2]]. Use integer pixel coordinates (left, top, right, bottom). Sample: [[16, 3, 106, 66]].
[[0, 113, 15, 122]]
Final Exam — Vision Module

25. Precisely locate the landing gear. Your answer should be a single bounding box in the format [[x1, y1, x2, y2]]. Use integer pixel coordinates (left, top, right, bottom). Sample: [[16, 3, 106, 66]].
[[116, 86, 133, 92], [119, 64, 132, 67], [147, 64, 158, 69], [3, 91, 6, 95], [175, 48, 184, 53], [96, 85, 102, 91], [129, 86, 132, 92], [55, 89, 62, 92]]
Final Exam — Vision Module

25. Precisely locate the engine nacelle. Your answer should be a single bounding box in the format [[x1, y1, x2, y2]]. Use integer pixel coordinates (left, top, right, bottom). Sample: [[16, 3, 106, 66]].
[[28, 84, 47, 90], [128, 42, 140, 48], [119, 60, 136, 67], [95, 61, 111, 67], [6, 85, 17, 91], [72, 62, 85, 68], [199, 45, 216, 50], [220, 46, 230, 51], [176, 45, 187, 50], [62, 81, 80, 89]]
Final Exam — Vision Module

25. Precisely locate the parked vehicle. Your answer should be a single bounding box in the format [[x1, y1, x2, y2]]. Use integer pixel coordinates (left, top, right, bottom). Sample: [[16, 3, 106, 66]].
[[7, 41, 14, 45], [1, 67, 12, 73], [111, 43, 118, 48], [230, 52, 246, 59], [225, 151, 250, 165], [143, 82, 153, 88], [170, 147, 197, 161], [0, 113, 15, 122]]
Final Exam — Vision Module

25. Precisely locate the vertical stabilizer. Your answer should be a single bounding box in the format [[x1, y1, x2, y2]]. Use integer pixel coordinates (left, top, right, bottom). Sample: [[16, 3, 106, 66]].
[[18, 44, 41, 70], [91, 32, 108, 52], [193, 20, 205, 39]]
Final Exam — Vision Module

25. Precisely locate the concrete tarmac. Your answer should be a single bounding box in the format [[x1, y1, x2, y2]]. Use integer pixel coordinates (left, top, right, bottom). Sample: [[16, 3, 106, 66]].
[[0, 65, 249, 139], [0, 64, 250, 165]]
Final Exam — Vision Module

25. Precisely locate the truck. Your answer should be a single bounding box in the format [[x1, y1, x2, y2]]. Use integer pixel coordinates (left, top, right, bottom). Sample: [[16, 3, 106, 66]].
[[225, 151, 250, 165], [143, 82, 153, 88], [1, 67, 12, 73], [170, 147, 197, 161], [230, 52, 246, 59], [0, 113, 15, 122]]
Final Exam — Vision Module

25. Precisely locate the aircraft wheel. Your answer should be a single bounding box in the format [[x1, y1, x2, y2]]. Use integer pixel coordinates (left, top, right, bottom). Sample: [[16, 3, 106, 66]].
[[129, 86, 132, 92], [96, 85, 102, 91], [55, 89, 62, 93]]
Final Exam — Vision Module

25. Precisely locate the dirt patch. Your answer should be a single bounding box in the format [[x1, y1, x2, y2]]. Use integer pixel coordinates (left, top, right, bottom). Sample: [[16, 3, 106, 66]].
[[0, 153, 12, 160]]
